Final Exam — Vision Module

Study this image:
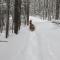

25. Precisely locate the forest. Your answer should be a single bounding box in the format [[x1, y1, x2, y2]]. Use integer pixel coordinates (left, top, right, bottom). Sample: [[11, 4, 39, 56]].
[[0, 0, 60, 60], [0, 0, 60, 38]]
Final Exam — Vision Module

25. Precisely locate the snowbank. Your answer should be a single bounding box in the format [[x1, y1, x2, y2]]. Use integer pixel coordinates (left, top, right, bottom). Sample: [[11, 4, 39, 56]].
[[52, 20, 60, 24]]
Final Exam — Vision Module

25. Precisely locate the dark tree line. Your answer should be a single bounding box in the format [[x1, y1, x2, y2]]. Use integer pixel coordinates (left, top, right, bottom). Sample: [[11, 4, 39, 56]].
[[0, 0, 60, 38], [30, 0, 60, 20], [0, 0, 30, 38]]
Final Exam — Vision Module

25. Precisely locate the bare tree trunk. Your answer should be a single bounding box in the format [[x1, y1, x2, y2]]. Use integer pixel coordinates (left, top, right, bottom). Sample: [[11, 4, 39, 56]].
[[6, 0, 10, 38], [52, 0, 53, 19], [45, 0, 48, 18], [24, 3, 27, 25], [27, 0, 29, 25], [43, 0, 45, 20], [18, 0, 21, 29], [55, 0, 59, 20], [14, 0, 20, 34]]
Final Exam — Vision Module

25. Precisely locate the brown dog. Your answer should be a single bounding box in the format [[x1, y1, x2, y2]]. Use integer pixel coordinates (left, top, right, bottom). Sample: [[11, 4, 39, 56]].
[[29, 20, 35, 31]]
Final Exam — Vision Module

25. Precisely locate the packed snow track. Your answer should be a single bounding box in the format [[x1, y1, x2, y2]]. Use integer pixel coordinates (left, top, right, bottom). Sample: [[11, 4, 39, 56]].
[[0, 16, 60, 60]]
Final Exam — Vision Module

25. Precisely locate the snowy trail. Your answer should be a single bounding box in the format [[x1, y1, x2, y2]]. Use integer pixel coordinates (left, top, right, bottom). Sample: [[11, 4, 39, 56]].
[[35, 21, 60, 60], [0, 17, 60, 60], [10, 21, 60, 60], [23, 32, 39, 60], [7, 25, 41, 60]]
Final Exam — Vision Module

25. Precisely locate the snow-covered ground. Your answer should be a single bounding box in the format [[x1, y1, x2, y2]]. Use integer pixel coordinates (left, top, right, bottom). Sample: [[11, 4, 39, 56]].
[[52, 19, 60, 24], [0, 16, 60, 60], [29, 16, 48, 22]]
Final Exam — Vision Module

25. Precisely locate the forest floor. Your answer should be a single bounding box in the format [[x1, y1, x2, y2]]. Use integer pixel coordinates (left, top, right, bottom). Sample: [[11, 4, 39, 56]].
[[0, 16, 60, 60]]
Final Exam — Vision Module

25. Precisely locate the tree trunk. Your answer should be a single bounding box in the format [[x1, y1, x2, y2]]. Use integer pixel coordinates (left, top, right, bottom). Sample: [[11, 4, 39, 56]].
[[55, 0, 59, 20], [6, 0, 10, 38], [18, 0, 21, 29], [27, 1, 29, 25], [14, 0, 20, 34]]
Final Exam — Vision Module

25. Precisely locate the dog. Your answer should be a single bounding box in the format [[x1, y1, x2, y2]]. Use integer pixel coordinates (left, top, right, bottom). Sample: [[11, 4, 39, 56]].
[[29, 20, 35, 31]]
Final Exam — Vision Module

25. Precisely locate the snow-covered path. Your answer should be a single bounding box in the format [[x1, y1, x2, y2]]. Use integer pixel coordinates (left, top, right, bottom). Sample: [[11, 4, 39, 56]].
[[35, 21, 60, 60], [0, 17, 60, 60]]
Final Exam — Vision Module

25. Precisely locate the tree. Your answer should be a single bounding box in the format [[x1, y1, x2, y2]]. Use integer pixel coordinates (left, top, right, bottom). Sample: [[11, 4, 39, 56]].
[[18, 0, 21, 29], [14, 0, 21, 34], [55, 0, 59, 20], [6, 0, 10, 38], [23, 0, 30, 25], [26, 0, 30, 25]]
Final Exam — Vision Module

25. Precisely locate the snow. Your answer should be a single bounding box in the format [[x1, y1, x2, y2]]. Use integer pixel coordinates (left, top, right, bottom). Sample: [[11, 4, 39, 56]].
[[29, 16, 48, 22], [52, 19, 60, 24], [0, 16, 60, 60]]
